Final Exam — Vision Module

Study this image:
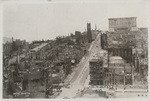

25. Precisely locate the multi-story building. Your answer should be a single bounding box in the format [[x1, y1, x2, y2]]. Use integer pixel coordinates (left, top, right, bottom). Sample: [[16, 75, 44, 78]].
[[87, 23, 92, 43], [107, 29, 145, 49], [108, 17, 137, 32], [107, 48, 133, 63], [89, 59, 105, 85], [107, 17, 147, 49], [105, 56, 125, 87], [89, 52, 132, 87], [106, 17, 148, 79], [104, 55, 133, 87]]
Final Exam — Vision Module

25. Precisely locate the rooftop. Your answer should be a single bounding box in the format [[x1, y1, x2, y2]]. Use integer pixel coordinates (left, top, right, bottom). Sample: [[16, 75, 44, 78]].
[[110, 56, 123, 60], [108, 17, 136, 20], [90, 59, 102, 62], [31, 43, 48, 52], [109, 56, 124, 64]]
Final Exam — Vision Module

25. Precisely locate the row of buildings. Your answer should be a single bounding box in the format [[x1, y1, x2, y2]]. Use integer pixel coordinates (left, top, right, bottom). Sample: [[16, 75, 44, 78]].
[[89, 56, 133, 87], [3, 22, 99, 98], [89, 17, 148, 90]]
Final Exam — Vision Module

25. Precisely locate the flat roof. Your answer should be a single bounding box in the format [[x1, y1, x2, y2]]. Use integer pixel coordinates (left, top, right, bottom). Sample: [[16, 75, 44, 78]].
[[108, 17, 136, 20], [109, 56, 124, 64], [90, 58, 102, 62]]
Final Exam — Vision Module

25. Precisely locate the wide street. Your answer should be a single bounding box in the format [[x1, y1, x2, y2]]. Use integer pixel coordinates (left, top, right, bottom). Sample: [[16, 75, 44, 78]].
[[57, 33, 102, 98]]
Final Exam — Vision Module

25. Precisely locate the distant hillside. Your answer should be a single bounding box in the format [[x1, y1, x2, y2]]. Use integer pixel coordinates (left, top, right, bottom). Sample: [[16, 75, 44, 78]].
[[3, 37, 12, 44]]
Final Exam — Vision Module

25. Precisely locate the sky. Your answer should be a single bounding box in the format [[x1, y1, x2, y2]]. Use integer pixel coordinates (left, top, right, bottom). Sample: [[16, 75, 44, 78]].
[[2, 0, 149, 42]]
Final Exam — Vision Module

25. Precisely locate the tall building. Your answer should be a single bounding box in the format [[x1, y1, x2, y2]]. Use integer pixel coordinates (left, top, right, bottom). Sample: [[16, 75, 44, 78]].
[[107, 17, 148, 78], [87, 23, 92, 43], [89, 59, 105, 85], [108, 17, 137, 32], [105, 56, 125, 86]]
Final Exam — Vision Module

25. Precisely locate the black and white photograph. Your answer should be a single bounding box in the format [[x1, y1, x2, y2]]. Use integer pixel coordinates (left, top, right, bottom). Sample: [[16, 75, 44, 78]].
[[1, 0, 149, 99]]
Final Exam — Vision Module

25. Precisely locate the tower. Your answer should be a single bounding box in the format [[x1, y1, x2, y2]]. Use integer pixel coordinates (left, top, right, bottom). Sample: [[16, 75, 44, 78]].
[[87, 23, 92, 43]]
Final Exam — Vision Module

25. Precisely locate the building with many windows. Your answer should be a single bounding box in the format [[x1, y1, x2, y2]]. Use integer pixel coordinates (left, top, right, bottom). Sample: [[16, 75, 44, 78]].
[[104, 56, 133, 87], [104, 56, 125, 87], [108, 17, 137, 32], [89, 59, 105, 85]]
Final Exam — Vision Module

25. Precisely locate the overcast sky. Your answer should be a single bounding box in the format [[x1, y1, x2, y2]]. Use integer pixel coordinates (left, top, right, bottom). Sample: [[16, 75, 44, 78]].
[[3, 1, 149, 42]]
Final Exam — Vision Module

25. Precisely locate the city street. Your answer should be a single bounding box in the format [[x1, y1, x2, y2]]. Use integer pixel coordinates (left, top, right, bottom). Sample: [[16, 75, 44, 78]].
[[3, 2, 148, 99], [57, 34, 102, 98]]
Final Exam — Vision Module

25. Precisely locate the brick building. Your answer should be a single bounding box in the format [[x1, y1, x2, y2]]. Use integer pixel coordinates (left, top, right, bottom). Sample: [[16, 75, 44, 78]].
[[89, 59, 105, 85], [105, 56, 125, 87]]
